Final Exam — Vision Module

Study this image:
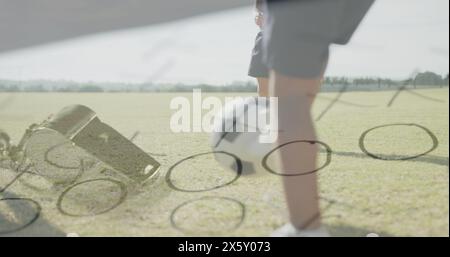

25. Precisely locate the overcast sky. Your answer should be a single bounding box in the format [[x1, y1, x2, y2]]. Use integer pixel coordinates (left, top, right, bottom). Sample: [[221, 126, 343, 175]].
[[0, 0, 448, 85]]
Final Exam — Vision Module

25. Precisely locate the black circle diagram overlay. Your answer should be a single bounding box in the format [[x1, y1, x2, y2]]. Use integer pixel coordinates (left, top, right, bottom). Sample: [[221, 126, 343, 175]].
[[359, 123, 439, 161], [25, 141, 86, 185], [166, 151, 242, 193], [45, 142, 84, 170], [170, 196, 246, 234], [262, 140, 333, 176], [56, 178, 127, 217], [0, 198, 41, 235]]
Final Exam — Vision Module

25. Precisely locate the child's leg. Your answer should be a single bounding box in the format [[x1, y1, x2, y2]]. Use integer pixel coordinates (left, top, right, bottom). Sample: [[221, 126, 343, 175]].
[[263, 0, 373, 232], [257, 77, 269, 97], [269, 70, 322, 229]]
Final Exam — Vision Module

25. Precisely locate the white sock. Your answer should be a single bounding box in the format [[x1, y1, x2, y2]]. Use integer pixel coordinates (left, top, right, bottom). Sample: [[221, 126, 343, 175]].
[[271, 223, 330, 237]]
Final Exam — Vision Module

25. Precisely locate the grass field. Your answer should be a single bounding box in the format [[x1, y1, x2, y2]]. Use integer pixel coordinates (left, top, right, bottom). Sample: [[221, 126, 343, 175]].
[[0, 88, 448, 236]]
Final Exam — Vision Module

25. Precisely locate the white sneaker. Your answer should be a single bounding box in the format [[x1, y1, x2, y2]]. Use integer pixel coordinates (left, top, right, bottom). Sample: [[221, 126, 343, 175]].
[[271, 223, 330, 237]]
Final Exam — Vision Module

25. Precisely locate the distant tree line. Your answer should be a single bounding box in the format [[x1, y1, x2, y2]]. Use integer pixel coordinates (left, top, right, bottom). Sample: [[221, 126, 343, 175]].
[[138, 82, 257, 93], [0, 81, 258, 93], [323, 72, 449, 89], [0, 71, 448, 93], [0, 83, 104, 92]]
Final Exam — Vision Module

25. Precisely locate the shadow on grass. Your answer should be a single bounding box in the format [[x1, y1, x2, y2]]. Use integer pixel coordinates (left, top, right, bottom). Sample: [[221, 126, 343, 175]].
[[319, 149, 449, 167], [0, 191, 65, 237], [326, 224, 394, 237]]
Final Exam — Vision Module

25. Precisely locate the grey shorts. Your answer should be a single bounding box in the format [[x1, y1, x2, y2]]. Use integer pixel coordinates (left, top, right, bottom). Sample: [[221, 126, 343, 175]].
[[262, 0, 374, 78], [248, 31, 270, 78]]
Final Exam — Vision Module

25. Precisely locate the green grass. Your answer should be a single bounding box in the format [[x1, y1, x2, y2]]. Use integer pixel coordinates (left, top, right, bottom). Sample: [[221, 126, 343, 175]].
[[0, 88, 448, 236]]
